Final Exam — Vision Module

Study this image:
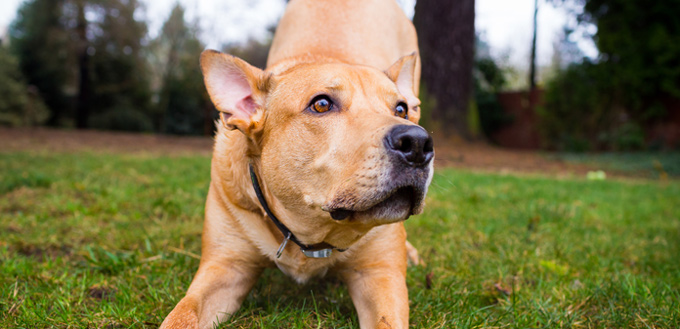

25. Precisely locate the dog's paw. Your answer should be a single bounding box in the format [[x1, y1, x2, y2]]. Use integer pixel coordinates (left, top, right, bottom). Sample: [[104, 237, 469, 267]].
[[159, 300, 199, 329]]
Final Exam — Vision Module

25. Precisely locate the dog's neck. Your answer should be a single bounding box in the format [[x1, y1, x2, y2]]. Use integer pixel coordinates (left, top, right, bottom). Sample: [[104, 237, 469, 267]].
[[211, 124, 351, 259]]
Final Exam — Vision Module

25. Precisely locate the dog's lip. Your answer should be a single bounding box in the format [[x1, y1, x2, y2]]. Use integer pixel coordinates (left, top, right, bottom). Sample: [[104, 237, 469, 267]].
[[326, 185, 421, 219]]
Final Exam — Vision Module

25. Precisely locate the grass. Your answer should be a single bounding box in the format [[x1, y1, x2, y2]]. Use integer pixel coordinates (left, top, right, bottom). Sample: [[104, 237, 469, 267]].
[[1, 151, 679, 328], [548, 151, 680, 178]]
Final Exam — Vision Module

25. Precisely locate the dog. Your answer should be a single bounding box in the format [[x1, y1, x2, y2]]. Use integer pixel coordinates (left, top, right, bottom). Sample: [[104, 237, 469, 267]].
[[160, 0, 434, 328]]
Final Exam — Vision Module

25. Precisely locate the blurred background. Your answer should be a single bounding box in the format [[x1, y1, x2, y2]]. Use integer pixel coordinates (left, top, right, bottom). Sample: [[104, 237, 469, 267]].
[[0, 0, 678, 152]]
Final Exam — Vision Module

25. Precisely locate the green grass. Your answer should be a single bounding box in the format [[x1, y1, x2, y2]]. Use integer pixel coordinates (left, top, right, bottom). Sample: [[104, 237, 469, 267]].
[[1, 151, 679, 328], [548, 151, 680, 178]]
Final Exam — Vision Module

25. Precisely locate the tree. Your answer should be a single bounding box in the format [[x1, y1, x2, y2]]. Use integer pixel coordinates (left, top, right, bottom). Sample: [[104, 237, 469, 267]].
[[542, 0, 680, 149], [413, 0, 476, 138], [475, 35, 510, 139], [150, 4, 212, 135], [10, 0, 152, 130], [551, 0, 680, 120], [74, 0, 91, 129], [86, 0, 152, 130], [10, 0, 71, 126], [529, 0, 539, 90], [584, 0, 680, 121], [0, 43, 49, 126]]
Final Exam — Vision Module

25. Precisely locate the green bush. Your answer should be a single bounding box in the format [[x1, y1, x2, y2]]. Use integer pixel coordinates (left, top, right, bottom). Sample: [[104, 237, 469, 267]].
[[538, 61, 616, 151], [0, 45, 49, 127], [475, 58, 511, 139], [540, 60, 661, 151], [612, 122, 646, 151], [539, 0, 680, 151]]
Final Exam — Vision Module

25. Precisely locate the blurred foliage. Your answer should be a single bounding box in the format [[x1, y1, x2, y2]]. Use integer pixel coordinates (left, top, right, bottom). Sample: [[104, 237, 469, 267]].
[[9, 0, 153, 131], [9, 0, 71, 126], [5, 0, 677, 145], [542, 0, 680, 151], [86, 0, 153, 127], [5, 0, 275, 135], [150, 4, 212, 135], [539, 61, 611, 151], [88, 106, 153, 132], [475, 57, 512, 139], [223, 37, 273, 70], [0, 44, 49, 127], [584, 0, 680, 116]]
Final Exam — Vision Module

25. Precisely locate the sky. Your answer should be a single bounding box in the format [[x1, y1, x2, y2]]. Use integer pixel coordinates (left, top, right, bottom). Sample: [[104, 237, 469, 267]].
[[0, 0, 597, 69]]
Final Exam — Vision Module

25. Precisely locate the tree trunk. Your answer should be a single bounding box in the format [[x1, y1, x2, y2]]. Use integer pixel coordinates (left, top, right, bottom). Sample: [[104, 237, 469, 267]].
[[75, 0, 91, 129], [529, 0, 539, 90], [414, 0, 476, 139]]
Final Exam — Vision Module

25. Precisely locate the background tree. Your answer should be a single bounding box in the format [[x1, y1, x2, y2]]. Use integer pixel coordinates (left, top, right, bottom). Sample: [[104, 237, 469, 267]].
[[414, 0, 476, 139], [86, 0, 153, 131], [583, 0, 680, 122], [74, 0, 90, 129], [10, 0, 152, 131], [541, 0, 680, 150], [10, 0, 71, 126], [475, 35, 510, 139], [529, 0, 539, 90], [0, 42, 49, 126], [150, 4, 212, 135]]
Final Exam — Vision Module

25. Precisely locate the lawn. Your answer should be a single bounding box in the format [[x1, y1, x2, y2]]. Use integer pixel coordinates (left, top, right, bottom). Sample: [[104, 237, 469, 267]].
[[1, 151, 679, 328], [548, 151, 680, 179]]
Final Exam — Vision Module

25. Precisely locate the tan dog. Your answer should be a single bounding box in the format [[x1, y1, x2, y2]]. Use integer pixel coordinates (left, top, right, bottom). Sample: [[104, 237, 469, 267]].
[[160, 0, 433, 328]]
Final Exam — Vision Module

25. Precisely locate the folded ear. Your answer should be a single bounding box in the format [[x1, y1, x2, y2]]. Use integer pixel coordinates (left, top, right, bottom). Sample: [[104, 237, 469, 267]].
[[200, 50, 269, 133], [386, 52, 421, 123]]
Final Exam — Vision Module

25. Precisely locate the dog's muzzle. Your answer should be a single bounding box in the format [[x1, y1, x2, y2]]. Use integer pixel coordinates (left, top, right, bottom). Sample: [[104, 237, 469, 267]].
[[326, 124, 434, 222]]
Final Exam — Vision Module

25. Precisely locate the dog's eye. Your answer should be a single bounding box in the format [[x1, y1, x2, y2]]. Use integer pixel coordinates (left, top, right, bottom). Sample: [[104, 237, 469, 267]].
[[395, 102, 408, 120], [310, 96, 333, 113]]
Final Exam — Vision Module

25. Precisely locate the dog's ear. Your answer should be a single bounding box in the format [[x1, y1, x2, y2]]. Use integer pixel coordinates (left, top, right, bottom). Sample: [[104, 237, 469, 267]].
[[200, 50, 269, 134], [386, 52, 421, 123]]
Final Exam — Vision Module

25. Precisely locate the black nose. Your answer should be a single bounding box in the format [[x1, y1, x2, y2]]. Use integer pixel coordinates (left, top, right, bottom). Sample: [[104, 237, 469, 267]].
[[385, 125, 434, 167]]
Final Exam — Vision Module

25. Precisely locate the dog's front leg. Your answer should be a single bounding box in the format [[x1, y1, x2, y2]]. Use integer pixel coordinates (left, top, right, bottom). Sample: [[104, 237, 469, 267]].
[[345, 268, 409, 329], [160, 261, 262, 329], [339, 224, 410, 329]]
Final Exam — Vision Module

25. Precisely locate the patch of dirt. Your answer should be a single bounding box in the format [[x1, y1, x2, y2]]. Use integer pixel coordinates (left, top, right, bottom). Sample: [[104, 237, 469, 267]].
[[88, 284, 116, 301], [12, 241, 73, 259], [1, 127, 598, 177], [431, 133, 596, 177]]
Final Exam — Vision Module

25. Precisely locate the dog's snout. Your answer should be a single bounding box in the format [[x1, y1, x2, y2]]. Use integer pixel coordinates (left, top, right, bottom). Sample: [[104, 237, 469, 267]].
[[385, 125, 434, 166]]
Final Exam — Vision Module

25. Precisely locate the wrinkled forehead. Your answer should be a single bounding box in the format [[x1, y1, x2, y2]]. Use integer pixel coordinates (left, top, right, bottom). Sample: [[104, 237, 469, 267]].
[[270, 63, 401, 106]]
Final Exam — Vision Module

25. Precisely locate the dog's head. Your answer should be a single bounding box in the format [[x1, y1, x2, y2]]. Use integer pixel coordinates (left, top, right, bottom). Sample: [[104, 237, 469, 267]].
[[201, 50, 433, 248]]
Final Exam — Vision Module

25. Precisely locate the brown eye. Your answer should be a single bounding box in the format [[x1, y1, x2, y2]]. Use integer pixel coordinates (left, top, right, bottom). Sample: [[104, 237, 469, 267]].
[[395, 102, 408, 119], [311, 96, 332, 113]]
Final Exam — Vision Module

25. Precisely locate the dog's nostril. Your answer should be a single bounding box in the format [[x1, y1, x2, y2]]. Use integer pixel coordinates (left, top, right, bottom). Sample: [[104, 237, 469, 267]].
[[424, 136, 434, 153], [398, 138, 412, 153]]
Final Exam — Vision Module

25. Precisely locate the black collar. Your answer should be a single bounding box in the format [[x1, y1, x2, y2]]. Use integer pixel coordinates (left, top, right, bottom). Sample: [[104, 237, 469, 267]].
[[248, 163, 344, 258]]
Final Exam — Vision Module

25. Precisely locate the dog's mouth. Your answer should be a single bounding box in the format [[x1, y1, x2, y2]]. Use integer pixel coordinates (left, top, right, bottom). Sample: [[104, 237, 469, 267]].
[[327, 185, 423, 223]]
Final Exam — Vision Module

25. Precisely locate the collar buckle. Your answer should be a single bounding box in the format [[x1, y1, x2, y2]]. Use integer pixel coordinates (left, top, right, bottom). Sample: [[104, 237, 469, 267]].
[[302, 249, 333, 258]]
